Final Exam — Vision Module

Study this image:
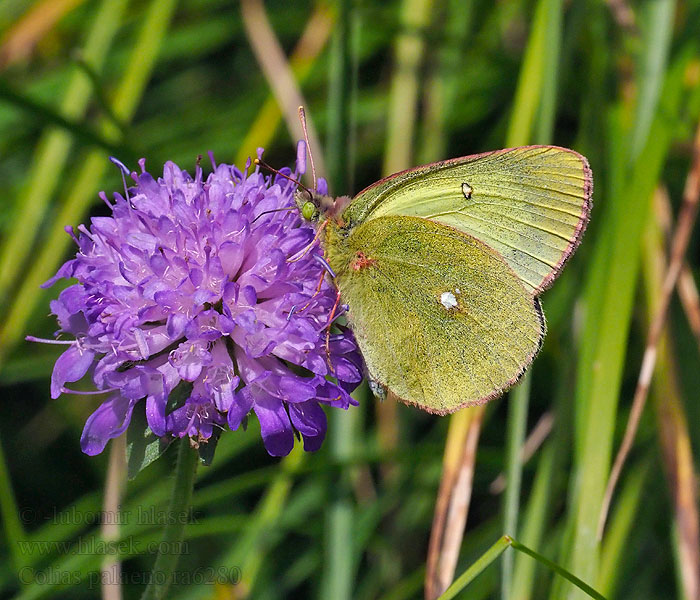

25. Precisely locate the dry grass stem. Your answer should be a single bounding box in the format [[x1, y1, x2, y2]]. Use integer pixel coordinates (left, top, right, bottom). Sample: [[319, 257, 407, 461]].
[[0, 0, 86, 68], [656, 186, 700, 354], [489, 411, 554, 495], [678, 264, 700, 353], [643, 188, 700, 600], [598, 121, 700, 539], [605, 0, 637, 33], [240, 0, 326, 176], [425, 407, 484, 600]]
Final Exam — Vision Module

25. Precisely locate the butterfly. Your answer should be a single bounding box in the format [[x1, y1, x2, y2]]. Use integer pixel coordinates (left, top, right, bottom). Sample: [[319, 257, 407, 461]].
[[278, 128, 592, 415]]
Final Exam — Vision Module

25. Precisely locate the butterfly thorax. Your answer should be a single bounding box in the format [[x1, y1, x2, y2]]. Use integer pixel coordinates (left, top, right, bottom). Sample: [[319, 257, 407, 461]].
[[323, 219, 356, 280]]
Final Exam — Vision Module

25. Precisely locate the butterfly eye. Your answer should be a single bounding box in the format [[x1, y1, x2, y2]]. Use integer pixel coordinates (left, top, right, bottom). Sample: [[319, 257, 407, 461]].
[[301, 201, 316, 220]]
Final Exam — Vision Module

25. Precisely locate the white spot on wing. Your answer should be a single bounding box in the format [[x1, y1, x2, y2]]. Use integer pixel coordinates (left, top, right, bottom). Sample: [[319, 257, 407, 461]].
[[440, 291, 458, 310], [462, 182, 473, 199]]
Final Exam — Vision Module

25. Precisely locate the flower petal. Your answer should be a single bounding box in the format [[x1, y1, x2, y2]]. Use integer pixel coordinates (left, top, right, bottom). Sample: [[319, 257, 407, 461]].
[[289, 401, 326, 437], [146, 393, 167, 437], [80, 395, 135, 456], [254, 397, 294, 457], [228, 387, 254, 431], [50, 345, 95, 399]]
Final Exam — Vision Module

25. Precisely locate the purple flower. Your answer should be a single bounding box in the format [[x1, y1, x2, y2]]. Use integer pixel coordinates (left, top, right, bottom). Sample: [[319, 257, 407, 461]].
[[32, 144, 362, 458]]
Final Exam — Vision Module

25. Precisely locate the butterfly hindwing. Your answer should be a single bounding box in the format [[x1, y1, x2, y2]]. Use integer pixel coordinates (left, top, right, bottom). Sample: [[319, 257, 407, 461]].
[[341, 146, 592, 293], [326, 216, 545, 414]]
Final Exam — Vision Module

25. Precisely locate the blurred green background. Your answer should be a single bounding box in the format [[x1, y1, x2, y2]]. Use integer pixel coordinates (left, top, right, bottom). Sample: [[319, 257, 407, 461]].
[[1, 0, 700, 598]]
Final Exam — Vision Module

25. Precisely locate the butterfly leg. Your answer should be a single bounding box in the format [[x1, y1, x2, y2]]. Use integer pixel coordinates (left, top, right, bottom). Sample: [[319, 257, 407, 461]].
[[298, 271, 326, 313], [325, 287, 343, 373], [298, 254, 336, 313]]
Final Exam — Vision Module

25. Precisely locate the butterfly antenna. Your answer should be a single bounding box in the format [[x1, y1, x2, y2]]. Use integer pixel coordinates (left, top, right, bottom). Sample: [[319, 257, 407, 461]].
[[251, 206, 296, 224], [298, 106, 317, 191], [254, 157, 313, 198]]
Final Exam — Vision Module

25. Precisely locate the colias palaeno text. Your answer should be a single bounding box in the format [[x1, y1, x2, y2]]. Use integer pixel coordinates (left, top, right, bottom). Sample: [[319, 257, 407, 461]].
[[292, 145, 592, 415]]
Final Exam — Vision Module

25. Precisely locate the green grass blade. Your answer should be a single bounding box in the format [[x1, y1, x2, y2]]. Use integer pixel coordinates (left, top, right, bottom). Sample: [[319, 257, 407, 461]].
[[0, 0, 178, 366], [596, 461, 649, 598], [501, 374, 531, 600], [222, 446, 305, 593], [382, 0, 433, 175], [642, 182, 700, 600], [0, 80, 134, 157], [501, 0, 562, 595], [628, 0, 676, 161], [533, 0, 562, 144], [509, 540, 606, 600], [70, 54, 129, 134], [437, 536, 512, 600], [321, 2, 357, 597], [438, 536, 607, 600], [0, 431, 24, 572], [505, 0, 554, 147], [418, 0, 473, 164], [509, 443, 556, 600], [564, 46, 690, 598], [0, 0, 128, 311]]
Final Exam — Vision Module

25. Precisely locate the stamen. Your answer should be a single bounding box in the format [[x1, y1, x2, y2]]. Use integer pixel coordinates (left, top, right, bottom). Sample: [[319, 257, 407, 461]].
[[313, 254, 336, 278], [133, 328, 149, 359], [109, 156, 130, 176], [195, 155, 203, 185], [25, 336, 76, 345], [186, 407, 198, 432], [64, 226, 80, 245], [99, 191, 113, 208], [208, 150, 217, 171], [287, 305, 298, 321], [61, 387, 118, 396], [109, 157, 131, 200], [77, 224, 94, 241]]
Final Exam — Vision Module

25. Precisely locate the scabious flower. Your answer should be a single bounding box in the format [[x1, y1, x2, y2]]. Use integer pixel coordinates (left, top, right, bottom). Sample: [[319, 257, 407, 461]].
[[32, 143, 363, 457]]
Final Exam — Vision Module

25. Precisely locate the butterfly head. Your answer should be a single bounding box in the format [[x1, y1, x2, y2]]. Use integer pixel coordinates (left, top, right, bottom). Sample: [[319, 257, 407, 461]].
[[294, 188, 352, 224]]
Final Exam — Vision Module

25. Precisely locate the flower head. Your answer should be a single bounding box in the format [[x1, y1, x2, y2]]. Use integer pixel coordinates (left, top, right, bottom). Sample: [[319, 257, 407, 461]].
[[35, 144, 362, 457]]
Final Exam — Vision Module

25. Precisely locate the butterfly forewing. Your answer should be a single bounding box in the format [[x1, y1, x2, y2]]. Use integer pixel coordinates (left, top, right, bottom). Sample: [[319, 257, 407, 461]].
[[342, 146, 592, 293], [326, 216, 545, 414]]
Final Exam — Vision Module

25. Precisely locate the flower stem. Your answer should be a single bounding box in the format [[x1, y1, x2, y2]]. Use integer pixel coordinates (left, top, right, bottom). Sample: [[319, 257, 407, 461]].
[[140, 438, 198, 600]]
